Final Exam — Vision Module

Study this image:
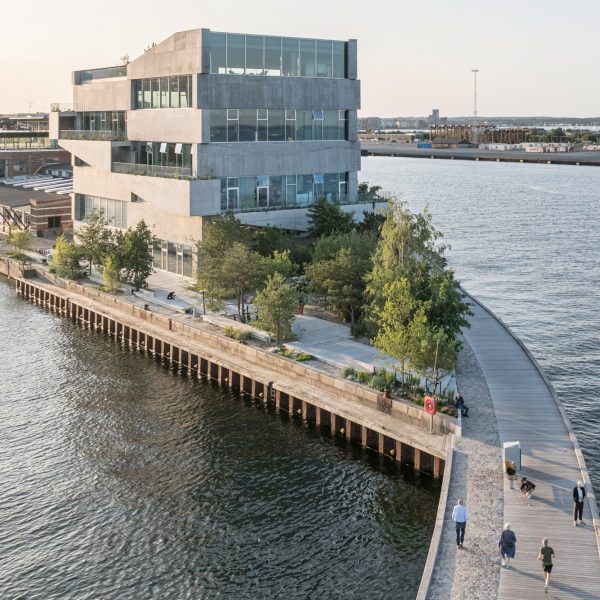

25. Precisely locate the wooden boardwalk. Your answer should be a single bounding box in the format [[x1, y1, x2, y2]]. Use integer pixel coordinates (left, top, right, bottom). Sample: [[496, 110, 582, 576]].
[[464, 299, 600, 599]]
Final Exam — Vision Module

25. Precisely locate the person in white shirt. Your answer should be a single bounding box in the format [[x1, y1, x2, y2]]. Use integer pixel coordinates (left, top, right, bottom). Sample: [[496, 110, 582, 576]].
[[573, 480, 586, 526], [452, 498, 468, 548]]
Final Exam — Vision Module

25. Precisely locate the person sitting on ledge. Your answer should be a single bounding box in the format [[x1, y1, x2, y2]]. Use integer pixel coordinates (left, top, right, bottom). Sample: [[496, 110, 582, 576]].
[[455, 391, 469, 417], [166, 291, 175, 300]]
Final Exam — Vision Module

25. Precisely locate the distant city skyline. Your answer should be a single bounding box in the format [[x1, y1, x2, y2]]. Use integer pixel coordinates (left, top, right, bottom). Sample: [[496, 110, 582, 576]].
[[2, 0, 599, 116]]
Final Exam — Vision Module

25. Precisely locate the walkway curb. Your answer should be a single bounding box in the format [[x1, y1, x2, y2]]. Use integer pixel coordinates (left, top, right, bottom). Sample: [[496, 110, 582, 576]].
[[462, 290, 600, 559]]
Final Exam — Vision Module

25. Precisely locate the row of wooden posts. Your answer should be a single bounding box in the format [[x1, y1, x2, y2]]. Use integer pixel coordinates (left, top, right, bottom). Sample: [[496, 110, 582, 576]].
[[16, 279, 443, 478]]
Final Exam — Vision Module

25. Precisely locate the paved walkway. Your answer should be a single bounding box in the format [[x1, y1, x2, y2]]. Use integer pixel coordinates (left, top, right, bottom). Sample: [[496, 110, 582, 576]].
[[427, 338, 504, 600], [431, 299, 600, 599]]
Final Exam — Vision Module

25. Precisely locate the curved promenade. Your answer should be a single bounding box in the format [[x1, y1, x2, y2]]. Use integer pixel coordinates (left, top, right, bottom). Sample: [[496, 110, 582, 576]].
[[423, 296, 600, 599]]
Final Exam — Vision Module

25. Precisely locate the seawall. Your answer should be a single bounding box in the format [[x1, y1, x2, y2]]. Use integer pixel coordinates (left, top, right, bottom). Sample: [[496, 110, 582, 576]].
[[1, 266, 458, 482]]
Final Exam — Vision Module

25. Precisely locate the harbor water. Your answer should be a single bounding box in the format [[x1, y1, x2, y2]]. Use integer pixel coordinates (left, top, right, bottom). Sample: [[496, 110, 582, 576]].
[[361, 156, 600, 493], [0, 281, 439, 599]]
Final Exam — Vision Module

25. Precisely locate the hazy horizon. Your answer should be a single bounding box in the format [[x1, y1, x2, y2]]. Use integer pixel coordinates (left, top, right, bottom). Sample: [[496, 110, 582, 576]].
[[1, 0, 599, 117]]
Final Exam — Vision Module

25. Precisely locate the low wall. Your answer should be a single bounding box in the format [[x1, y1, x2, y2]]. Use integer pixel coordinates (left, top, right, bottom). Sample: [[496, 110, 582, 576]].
[[416, 436, 455, 599], [41, 272, 459, 438], [0, 257, 35, 280]]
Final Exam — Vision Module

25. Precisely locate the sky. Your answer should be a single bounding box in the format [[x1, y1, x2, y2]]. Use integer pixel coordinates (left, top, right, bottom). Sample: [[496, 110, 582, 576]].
[[1, 0, 599, 117]]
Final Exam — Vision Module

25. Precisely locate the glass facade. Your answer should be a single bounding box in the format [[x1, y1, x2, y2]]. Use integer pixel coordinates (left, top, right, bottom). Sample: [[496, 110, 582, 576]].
[[210, 109, 347, 142], [128, 141, 192, 170], [220, 172, 349, 212], [209, 33, 346, 78], [74, 194, 128, 228], [133, 75, 192, 109], [75, 111, 127, 135], [152, 238, 194, 277]]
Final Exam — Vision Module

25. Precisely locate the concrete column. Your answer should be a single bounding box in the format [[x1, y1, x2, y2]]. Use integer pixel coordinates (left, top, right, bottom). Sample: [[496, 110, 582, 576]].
[[275, 389, 281, 410], [378, 433, 384, 455], [414, 449, 421, 471], [434, 457, 441, 479], [361, 426, 368, 447], [331, 414, 337, 436], [347, 39, 358, 79], [315, 407, 321, 427], [301, 401, 307, 422], [346, 421, 352, 442], [395, 440, 402, 463]]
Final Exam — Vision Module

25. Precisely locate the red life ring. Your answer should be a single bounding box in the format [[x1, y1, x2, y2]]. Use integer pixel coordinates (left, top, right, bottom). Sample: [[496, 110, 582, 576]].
[[424, 396, 437, 415]]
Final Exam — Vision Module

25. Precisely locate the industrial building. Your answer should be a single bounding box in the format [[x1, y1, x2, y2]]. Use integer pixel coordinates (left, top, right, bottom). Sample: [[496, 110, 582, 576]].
[[50, 28, 373, 276]]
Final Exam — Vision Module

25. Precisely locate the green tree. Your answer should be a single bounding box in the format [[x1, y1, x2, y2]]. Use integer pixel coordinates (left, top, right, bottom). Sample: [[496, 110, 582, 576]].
[[306, 247, 365, 325], [254, 273, 299, 345], [49, 234, 83, 279], [259, 249, 295, 280], [7, 229, 32, 258], [406, 311, 458, 398], [76, 209, 112, 275], [307, 198, 354, 238], [121, 220, 154, 289], [312, 230, 377, 263], [102, 255, 120, 292]]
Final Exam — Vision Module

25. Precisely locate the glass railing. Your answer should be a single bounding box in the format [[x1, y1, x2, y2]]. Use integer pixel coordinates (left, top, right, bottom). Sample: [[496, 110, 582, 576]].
[[60, 130, 127, 141], [112, 162, 195, 179], [76, 65, 127, 84]]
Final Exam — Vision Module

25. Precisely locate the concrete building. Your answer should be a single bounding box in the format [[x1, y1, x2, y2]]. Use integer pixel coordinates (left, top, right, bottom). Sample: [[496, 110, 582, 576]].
[[50, 28, 370, 276]]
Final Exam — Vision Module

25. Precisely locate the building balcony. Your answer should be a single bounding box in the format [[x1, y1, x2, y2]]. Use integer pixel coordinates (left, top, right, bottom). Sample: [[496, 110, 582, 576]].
[[111, 162, 196, 179], [60, 130, 127, 142], [74, 65, 127, 85]]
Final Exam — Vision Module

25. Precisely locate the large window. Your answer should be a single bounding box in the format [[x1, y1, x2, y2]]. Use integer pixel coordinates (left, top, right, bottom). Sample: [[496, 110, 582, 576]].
[[209, 32, 347, 79], [133, 75, 192, 109], [77, 111, 126, 135], [75, 194, 127, 228], [210, 109, 347, 142], [219, 172, 349, 212]]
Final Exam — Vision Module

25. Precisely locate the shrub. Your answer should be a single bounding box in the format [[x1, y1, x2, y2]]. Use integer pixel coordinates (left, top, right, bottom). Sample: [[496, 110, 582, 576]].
[[294, 352, 314, 362], [342, 366, 358, 379], [223, 325, 250, 340]]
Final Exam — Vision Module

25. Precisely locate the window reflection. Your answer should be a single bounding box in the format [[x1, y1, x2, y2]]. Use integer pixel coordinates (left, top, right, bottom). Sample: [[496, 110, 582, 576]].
[[210, 109, 347, 142], [219, 172, 349, 212], [132, 75, 192, 109], [208, 33, 346, 79]]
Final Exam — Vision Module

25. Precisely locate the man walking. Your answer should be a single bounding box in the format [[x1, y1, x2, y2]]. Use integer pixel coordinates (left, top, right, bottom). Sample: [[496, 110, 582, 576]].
[[452, 498, 468, 548], [573, 480, 586, 526]]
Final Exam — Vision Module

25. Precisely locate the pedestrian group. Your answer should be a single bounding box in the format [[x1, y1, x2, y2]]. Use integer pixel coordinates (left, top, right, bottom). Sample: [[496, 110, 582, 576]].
[[451, 478, 587, 594]]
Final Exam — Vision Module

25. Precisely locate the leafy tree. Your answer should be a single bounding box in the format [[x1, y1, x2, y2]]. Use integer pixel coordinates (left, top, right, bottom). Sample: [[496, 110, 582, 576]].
[[356, 210, 386, 235], [307, 198, 354, 238], [49, 234, 83, 279], [254, 273, 299, 345], [259, 249, 295, 280], [102, 255, 120, 292], [121, 220, 154, 289], [7, 229, 32, 258], [76, 209, 112, 275], [312, 230, 377, 264], [306, 247, 365, 325], [253, 225, 290, 257], [406, 311, 458, 397]]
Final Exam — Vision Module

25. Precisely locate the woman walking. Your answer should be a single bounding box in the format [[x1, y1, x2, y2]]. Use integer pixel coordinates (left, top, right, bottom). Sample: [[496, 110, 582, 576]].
[[538, 538, 555, 594], [498, 523, 517, 568]]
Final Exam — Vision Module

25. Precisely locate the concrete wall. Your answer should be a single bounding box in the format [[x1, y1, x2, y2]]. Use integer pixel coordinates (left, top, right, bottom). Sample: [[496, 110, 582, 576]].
[[73, 79, 131, 111], [237, 200, 387, 230], [127, 29, 201, 79], [197, 74, 360, 109], [127, 109, 202, 143], [59, 139, 112, 171], [198, 140, 360, 178]]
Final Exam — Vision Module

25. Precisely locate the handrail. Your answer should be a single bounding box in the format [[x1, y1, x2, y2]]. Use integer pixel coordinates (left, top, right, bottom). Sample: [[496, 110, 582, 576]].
[[60, 130, 127, 141], [111, 162, 195, 179]]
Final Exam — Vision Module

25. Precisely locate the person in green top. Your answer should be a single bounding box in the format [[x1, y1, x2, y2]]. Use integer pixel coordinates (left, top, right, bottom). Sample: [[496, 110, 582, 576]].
[[537, 538, 555, 594]]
